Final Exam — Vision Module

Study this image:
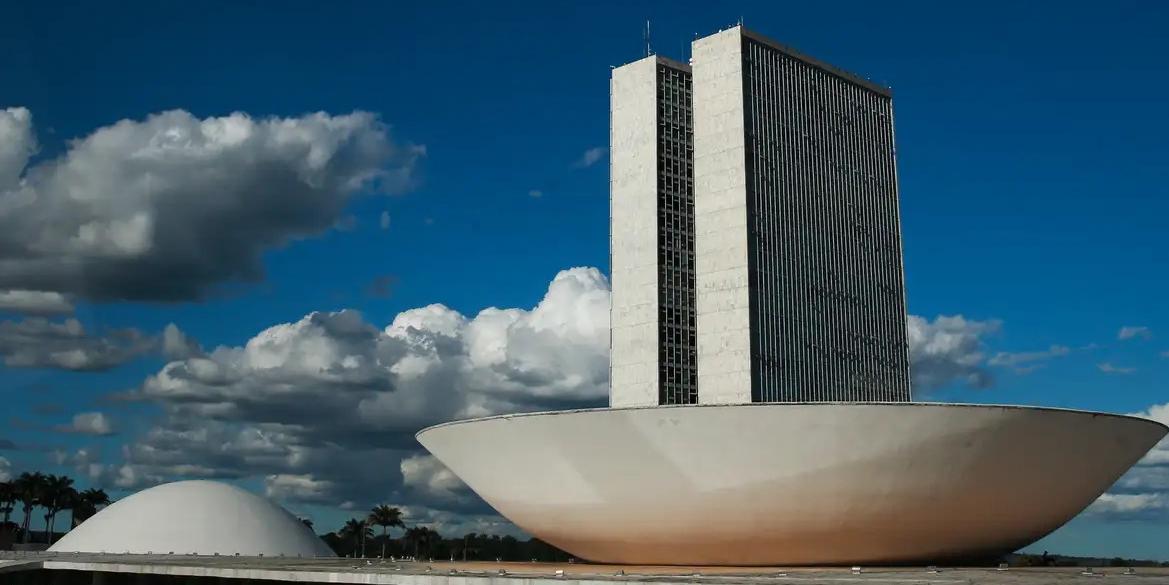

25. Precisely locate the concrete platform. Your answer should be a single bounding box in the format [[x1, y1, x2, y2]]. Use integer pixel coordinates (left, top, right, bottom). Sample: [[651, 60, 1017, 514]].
[[2, 554, 1169, 584]]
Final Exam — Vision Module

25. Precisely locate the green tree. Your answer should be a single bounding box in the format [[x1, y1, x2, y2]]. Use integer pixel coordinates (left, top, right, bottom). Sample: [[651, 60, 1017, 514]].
[[339, 518, 371, 557], [403, 526, 441, 560], [0, 481, 15, 529], [13, 472, 46, 543], [367, 504, 404, 559], [40, 475, 76, 543], [71, 488, 110, 527], [403, 526, 427, 558]]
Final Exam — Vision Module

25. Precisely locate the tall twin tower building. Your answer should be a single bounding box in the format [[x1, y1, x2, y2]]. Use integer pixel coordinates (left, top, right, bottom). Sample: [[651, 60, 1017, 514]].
[[610, 26, 912, 407]]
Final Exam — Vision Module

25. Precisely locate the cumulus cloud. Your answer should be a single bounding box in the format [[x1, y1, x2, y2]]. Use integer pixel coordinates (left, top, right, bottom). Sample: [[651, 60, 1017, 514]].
[[906, 315, 999, 393], [0, 290, 74, 315], [1087, 403, 1169, 521], [57, 412, 116, 436], [102, 268, 610, 509], [987, 345, 1070, 374], [573, 146, 607, 168], [0, 317, 203, 371], [0, 107, 423, 302], [0, 107, 36, 189], [0, 317, 155, 371], [265, 474, 338, 504], [161, 323, 204, 360], [0, 455, 11, 481], [401, 454, 469, 503], [1088, 493, 1169, 520], [1118, 326, 1153, 341]]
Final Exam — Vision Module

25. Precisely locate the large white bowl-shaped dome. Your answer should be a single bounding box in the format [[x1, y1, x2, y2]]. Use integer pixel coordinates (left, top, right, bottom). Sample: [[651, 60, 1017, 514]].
[[418, 403, 1166, 566], [50, 480, 335, 557]]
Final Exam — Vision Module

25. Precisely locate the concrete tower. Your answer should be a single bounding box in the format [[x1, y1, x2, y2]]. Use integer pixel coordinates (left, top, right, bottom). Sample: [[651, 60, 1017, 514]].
[[692, 26, 911, 404], [611, 26, 911, 407], [610, 55, 696, 407]]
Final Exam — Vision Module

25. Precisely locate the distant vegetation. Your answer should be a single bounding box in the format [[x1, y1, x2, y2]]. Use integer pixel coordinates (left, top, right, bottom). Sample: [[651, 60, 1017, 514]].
[[1009, 552, 1169, 568], [0, 469, 567, 561], [319, 506, 570, 561], [1, 472, 111, 547]]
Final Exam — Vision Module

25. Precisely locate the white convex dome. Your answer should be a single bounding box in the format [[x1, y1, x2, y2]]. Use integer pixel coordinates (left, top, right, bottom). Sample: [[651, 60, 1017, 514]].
[[50, 480, 335, 557]]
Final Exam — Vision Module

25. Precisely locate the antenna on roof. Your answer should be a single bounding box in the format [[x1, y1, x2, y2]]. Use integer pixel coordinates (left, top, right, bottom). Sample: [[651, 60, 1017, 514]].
[[645, 19, 652, 57]]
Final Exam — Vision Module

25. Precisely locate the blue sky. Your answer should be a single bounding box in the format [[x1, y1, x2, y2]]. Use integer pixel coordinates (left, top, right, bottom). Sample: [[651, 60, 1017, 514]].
[[2, 0, 1167, 560]]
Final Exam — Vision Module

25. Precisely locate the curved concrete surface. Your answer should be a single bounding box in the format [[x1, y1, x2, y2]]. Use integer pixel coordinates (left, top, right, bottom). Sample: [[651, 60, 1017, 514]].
[[417, 403, 1166, 566], [50, 480, 335, 557]]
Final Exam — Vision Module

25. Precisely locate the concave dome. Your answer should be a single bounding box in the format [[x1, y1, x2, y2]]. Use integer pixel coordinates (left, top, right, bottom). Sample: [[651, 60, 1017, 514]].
[[49, 480, 335, 557]]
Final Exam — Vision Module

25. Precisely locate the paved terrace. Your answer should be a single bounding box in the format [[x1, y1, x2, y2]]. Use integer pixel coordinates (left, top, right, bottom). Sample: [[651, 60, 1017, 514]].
[[1, 554, 1168, 584]]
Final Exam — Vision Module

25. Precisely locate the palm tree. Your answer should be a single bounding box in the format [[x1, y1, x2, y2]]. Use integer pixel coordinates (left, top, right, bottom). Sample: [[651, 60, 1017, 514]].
[[40, 475, 76, 543], [404, 526, 439, 559], [367, 504, 404, 559], [0, 481, 15, 529], [13, 472, 46, 543], [339, 518, 371, 557], [71, 488, 110, 527], [403, 526, 424, 558]]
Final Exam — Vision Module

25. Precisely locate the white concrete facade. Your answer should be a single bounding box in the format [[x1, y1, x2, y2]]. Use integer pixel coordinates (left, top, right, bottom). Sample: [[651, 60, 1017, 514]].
[[692, 28, 753, 404], [609, 56, 660, 407], [419, 403, 1167, 566]]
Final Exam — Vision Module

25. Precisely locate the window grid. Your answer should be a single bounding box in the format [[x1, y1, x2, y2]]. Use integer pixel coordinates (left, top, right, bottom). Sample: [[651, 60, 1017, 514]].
[[656, 63, 697, 406], [741, 38, 911, 403]]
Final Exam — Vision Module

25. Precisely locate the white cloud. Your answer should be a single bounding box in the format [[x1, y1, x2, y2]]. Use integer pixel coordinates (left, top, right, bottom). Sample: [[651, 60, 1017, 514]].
[[162, 323, 204, 361], [0, 107, 36, 190], [1087, 493, 1169, 519], [906, 315, 999, 392], [0, 108, 423, 302], [1118, 326, 1153, 341], [1097, 362, 1136, 375], [0, 317, 154, 371], [0, 456, 11, 481], [265, 474, 337, 503], [1131, 403, 1169, 466], [401, 454, 468, 503], [1087, 403, 1169, 521], [57, 412, 116, 436], [987, 345, 1070, 374], [573, 146, 606, 168], [380, 211, 391, 230], [107, 267, 610, 509], [0, 290, 74, 315], [528, 189, 542, 198]]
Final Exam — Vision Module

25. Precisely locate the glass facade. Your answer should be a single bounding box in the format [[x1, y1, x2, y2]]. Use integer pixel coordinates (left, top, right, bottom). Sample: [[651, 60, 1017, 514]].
[[741, 35, 912, 402], [656, 62, 697, 405]]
